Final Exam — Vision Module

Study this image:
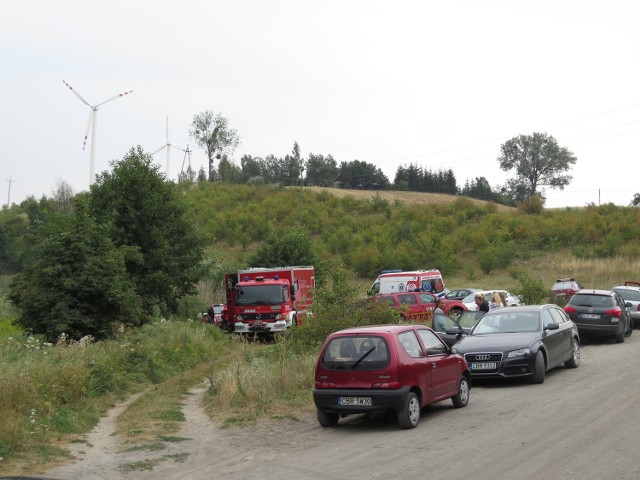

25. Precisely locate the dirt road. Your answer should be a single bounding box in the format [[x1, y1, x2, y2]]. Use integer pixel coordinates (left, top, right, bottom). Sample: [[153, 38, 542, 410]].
[[43, 334, 640, 480]]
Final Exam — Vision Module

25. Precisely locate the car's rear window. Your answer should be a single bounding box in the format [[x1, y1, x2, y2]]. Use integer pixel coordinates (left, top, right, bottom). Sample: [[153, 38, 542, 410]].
[[322, 336, 390, 370], [568, 294, 614, 308], [552, 281, 578, 290], [613, 289, 640, 302]]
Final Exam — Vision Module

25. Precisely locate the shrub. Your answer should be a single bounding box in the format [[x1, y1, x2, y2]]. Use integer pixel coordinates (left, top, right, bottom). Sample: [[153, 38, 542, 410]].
[[512, 273, 549, 305]]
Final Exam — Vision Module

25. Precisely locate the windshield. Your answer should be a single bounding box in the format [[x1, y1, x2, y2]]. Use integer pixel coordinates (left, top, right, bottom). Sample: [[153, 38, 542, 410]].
[[552, 281, 577, 290], [322, 336, 389, 370], [236, 285, 284, 306], [568, 294, 613, 308], [472, 312, 540, 334], [613, 289, 640, 302]]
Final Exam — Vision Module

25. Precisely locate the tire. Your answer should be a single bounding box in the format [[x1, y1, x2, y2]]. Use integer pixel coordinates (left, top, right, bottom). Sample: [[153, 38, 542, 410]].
[[625, 317, 633, 337], [614, 327, 625, 343], [317, 409, 339, 427], [451, 376, 470, 408], [397, 392, 420, 429], [564, 338, 580, 369], [531, 351, 546, 384]]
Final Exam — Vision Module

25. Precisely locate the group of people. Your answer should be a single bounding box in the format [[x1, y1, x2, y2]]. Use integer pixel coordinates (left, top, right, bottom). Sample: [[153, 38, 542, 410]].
[[474, 292, 508, 312]]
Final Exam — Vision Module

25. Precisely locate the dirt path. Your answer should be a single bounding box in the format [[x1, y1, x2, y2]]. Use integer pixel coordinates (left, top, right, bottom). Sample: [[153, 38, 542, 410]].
[[43, 335, 640, 480]]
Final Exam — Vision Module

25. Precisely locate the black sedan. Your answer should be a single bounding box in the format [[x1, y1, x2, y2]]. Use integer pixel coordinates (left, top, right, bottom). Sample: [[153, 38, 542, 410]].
[[452, 305, 580, 384]]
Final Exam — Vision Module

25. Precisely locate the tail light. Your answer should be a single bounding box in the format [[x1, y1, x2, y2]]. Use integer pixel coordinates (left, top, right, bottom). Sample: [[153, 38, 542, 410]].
[[564, 306, 577, 314], [605, 307, 622, 317], [315, 381, 336, 389], [371, 381, 402, 389], [636, 305, 640, 312]]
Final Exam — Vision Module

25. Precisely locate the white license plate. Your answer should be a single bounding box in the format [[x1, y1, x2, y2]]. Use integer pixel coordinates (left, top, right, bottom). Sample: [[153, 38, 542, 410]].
[[581, 314, 601, 319], [338, 396, 372, 406], [471, 362, 497, 370]]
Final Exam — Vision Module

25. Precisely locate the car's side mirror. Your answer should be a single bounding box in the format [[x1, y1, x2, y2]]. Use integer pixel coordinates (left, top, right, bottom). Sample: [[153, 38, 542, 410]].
[[544, 323, 559, 330]]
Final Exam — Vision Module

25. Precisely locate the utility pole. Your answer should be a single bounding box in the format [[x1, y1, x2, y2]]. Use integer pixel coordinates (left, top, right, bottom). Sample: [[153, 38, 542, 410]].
[[6, 176, 13, 207]]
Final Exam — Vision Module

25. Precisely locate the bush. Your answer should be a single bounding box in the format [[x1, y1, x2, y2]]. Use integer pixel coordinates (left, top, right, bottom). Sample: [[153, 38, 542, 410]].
[[512, 273, 549, 305]]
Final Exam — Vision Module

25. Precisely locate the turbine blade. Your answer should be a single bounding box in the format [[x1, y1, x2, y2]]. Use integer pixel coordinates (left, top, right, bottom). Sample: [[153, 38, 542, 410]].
[[95, 89, 133, 107], [168, 143, 187, 153], [62, 80, 92, 107], [82, 109, 94, 150], [151, 145, 166, 155]]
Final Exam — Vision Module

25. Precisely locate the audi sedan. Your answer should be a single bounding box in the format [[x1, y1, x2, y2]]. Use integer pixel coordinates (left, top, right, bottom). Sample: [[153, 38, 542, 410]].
[[452, 305, 580, 384]]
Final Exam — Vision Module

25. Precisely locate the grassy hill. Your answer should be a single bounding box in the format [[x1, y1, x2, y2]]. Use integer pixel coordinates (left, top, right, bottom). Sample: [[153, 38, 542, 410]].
[[178, 182, 640, 305]]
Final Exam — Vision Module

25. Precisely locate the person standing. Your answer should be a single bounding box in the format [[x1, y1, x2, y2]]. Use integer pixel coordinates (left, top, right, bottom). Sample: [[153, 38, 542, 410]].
[[475, 294, 490, 312]]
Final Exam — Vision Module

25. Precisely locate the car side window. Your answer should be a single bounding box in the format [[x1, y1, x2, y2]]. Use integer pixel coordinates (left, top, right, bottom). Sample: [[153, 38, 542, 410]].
[[416, 329, 447, 356], [399, 294, 417, 306], [418, 293, 436, 304], [398, 331, 423, 358], [541, 309, 555, 328], [548, 307, 566, 324]]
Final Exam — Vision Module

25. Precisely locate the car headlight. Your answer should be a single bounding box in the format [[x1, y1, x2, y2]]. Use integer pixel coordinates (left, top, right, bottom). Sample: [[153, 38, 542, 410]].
[[508, 348, 531, 358]]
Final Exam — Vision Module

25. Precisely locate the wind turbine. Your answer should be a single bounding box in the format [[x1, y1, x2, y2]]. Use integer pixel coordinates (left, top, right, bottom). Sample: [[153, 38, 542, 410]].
[[63, 80, 133, 185], [151, 117, 186, 178]]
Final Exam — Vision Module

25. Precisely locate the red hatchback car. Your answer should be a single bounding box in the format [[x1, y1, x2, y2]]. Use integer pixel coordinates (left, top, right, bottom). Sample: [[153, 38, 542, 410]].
[[313, 325, 471, 429], [374, 292, 467, 320]]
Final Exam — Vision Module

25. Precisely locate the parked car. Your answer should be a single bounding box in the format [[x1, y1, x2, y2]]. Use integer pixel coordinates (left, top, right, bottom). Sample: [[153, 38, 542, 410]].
[[375, 292, 467, 320], [461, 290, 522, 310], [446, 288, 482, 302], [203, 303, 225, 325], [550, 278, 583, 300], [611, 283, 640, 327], [432, 310, 485, 347], [452, 305, 580, 384], [313, 324, 471, 429], [563, 289, 633, 342]]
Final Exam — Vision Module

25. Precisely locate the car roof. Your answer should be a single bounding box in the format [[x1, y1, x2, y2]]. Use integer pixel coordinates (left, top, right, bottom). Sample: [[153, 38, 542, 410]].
[[328, 324, 427, 336], [482, 304, 551, 314], [612, 285, 640, 291], [574, 288, 615, 296]]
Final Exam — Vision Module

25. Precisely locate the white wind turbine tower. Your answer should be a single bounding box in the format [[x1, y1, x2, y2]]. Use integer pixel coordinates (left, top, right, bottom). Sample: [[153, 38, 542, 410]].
[[152, 117, 186, 179], [63, 80, 133, 185]]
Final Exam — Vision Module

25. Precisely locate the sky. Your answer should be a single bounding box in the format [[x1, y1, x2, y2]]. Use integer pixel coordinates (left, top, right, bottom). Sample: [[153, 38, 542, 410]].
[[1, 0, 639, 208]]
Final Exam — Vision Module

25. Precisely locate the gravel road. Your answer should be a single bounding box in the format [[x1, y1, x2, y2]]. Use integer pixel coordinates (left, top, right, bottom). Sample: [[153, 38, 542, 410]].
[[43, 333, 640, 480]]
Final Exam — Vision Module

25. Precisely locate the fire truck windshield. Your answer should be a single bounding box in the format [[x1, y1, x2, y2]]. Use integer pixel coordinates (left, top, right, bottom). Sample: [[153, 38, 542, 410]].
[[236, 285, 284, 306]]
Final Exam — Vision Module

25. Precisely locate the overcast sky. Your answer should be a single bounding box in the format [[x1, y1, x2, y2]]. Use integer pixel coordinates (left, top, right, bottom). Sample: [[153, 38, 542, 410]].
[[2, 0, 639, 208]]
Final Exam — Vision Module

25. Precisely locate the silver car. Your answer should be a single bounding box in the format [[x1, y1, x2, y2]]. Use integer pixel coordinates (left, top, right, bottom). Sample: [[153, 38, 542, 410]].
[[611, 285, 640, 327]]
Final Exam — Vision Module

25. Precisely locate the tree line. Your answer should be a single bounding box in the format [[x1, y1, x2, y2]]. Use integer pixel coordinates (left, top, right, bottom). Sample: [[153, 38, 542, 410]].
[[185, 111, 583, 207]]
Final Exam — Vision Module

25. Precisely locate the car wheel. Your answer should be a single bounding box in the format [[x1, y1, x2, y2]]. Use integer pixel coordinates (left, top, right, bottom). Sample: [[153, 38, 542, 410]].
[[451, 376, 470, 408], [625, 317, 633, 337], [531, 351, 546, 384], [316, 409, 339, 427], [614, 327, 625, 343], [397, 392, 420, 429], [564, 338, 580, 369]]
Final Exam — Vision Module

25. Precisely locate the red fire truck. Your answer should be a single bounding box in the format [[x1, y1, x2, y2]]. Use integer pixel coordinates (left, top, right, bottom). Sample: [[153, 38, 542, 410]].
[[224, 266, 315, 334]]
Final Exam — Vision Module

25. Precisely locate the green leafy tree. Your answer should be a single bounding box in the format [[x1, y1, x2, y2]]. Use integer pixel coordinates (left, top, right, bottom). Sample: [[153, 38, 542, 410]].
[[189, 111, 240, 182], [248, 228, 322, 277], [498, 132, 577, 202], [89, 147, 205, 314], [8, 204, 142, 340]]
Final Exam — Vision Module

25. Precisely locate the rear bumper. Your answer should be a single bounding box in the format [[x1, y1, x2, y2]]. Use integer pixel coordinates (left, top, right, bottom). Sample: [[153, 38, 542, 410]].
[[313, 386, 411, 415], [574, 322, 623, 337]]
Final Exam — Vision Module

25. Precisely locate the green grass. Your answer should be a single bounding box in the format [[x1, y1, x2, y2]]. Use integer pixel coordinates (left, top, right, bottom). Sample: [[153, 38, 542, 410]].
[[0, 318, 230, 474]]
